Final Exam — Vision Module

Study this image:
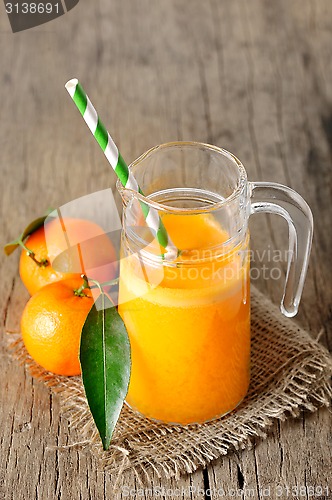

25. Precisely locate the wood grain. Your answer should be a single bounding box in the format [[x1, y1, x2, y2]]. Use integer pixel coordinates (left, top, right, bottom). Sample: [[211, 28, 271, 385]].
[[1, 0, 331, 498]]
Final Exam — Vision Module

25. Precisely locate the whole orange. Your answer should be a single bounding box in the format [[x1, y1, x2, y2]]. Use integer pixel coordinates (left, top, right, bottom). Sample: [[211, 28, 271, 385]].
[[20, 218, 117, 295], [21, 278, 94, 376]]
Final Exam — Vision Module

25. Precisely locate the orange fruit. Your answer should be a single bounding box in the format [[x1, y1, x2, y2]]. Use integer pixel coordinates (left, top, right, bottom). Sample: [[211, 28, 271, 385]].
[[21, 278, 94, 376], [19, 225, 77, 296], [20, 218, 117, 295]]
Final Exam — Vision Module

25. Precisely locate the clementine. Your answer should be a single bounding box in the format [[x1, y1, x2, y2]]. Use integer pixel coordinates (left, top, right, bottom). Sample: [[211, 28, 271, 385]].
[[21, 277, 94, 376], [20, 218, 117, 295]]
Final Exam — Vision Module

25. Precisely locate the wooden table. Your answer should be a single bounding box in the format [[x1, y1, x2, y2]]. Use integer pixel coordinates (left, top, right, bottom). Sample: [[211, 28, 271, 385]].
[[1, 1, 331, 498]]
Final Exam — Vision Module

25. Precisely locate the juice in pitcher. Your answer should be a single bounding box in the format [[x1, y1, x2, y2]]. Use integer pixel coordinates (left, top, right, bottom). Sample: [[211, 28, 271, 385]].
[[118, 213, 250, 424]]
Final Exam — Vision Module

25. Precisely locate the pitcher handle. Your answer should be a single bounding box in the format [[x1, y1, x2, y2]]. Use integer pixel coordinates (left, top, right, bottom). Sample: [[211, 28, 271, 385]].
[[249, 182, 313, 318]]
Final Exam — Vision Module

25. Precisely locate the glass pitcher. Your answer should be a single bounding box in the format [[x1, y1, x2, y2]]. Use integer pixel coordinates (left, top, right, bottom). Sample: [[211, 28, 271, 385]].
[[117, 142, 313, 425]]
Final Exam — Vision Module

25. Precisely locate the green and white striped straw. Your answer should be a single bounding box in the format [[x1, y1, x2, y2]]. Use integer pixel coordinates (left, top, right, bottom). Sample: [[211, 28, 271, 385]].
[[65, 78, 178, 260]]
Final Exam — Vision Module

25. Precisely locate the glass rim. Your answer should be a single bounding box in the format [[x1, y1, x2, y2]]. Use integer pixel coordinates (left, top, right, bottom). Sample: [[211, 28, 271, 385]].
[[116, 141, 248, 213]]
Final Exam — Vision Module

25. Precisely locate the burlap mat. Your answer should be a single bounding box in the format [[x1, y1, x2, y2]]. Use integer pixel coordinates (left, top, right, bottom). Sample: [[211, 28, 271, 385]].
[[6, 286, 332, 481]]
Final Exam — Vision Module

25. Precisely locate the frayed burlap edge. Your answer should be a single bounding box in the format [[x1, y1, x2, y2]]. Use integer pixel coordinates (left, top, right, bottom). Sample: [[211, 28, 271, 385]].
[[4, 287, 332, 483]]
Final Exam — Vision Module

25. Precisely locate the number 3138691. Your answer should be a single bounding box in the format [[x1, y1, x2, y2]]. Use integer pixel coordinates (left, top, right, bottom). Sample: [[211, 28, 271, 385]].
[[5, 3, 60, 14], [276, 485, 329, 497]]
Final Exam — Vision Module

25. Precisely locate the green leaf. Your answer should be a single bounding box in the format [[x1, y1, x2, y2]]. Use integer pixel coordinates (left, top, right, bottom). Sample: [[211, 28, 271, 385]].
[[80, 293, 131, 450], [20, 210, 53, 241], [3, 241, 20, 256], [4, 208, 54, 256]]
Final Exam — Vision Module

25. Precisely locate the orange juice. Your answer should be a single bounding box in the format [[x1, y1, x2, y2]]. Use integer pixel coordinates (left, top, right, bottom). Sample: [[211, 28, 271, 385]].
[[118, 213, 250, 424]]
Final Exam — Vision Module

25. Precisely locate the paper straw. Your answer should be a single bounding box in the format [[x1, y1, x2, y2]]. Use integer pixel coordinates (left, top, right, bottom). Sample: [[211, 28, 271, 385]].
[[65, 78, 178, 260]]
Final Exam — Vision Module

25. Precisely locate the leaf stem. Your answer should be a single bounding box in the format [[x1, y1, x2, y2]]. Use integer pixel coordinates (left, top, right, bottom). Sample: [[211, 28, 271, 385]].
[[18, 240, 49, 267], [86, 277, 119, 291], [93, 278, 119, 289], [74, 275, 119, 298], [87, 277, 103, 294]]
